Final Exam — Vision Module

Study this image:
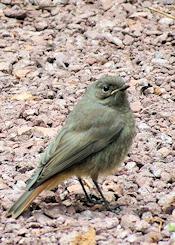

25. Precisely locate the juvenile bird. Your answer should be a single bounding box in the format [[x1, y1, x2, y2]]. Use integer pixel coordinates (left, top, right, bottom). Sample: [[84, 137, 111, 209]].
[[7, 75, 135, 218]]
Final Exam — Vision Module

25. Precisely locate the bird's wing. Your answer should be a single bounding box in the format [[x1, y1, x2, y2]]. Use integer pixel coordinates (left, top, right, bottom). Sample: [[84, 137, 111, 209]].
[[27, 115, 124, 190]]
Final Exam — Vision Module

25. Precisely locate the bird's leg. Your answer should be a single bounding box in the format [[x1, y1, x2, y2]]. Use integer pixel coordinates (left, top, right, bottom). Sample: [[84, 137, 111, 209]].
[[78, 177, 92, 203], [92, 179, 110, 208], [78, 178, 107, 205], [92, 179, 121, 213]]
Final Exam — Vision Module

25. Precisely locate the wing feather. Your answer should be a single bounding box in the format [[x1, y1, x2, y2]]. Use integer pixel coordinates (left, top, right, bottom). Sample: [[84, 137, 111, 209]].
[[29, 121, 124, 190]]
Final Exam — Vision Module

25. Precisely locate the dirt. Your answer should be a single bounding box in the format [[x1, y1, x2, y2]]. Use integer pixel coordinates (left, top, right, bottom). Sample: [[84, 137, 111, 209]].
[[0, 0, 175, 244]]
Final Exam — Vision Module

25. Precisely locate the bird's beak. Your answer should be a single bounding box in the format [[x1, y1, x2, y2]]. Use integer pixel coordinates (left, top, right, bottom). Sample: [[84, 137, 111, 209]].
[[111, 84, 130, 95]]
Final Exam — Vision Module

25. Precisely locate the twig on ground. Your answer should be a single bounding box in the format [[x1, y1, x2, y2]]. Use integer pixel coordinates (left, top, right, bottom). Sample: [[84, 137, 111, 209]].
[[145, 216, 165, 232], [147, 7, 175, 20]]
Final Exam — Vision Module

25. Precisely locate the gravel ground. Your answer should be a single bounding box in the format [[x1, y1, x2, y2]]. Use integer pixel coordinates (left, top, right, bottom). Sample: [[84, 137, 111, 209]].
[[0, 0, 175, 244]]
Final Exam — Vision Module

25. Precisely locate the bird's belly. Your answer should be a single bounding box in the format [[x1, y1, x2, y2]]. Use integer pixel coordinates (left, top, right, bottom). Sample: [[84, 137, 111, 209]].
[[83, 130, 134, 177]]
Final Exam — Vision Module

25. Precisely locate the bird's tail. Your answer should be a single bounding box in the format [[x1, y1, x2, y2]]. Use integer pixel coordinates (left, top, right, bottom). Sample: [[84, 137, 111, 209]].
[[7, 185, 45, 219], [7, 172, 71, 219]]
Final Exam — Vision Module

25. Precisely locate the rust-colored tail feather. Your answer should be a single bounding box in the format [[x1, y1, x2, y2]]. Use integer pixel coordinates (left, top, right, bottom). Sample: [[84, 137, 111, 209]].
[[7, 172, 70, 219], [7, 185, 45, 219]]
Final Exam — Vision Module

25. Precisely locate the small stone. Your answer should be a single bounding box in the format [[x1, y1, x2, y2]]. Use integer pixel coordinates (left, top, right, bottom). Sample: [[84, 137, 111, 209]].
[[86, 57, 97, 65], [169, 115, 175, 124], [100, 0, 114, 10], [103, 190, 115, 202], [69, 65, 82, 72], [0, 141, 6, 153], [67, 184, 83, 194], [104, 182, 123, 196], [138, 123, 150, 131], [0, 39, 7, 48], [17, 126, 32, 136], [23, 109, 38, 117], [161, 172, 171, 183], [172, 209, 175, 219], [44, 205, 66, 218], [163, 0, 174, 4], [3, 5, 27, 20], [144, 231, 161, 243], [159, 17, 174, 25], [0, 61, 12, 73], [126, 161, 136, 170], [152, 58, 168, 66], [123, 35, 134, 45], [13, 68, 32, 79], [17, 228, 28, 236], [33, 212, 52, 225], [35, 20, 48, 31], [158, 192, 175, 209], [118, 230, 129, 239], [135, 220, 150, 232], [1, 0, 12, 4], [154, 87, 166, 96], [157, 147, 170, 157], [144, 87, 154, 95], [53, 0, 69, 4], [130, 101, 142, 112], [0, 177, 9, 189], [127, 234, 138, 243], [12, 92, 35, 101], [0, 3, 6, 9], [13, 180, 26, 191], [160, 133, 172, 145], [121, 214, 140, 230], [150, 163, 162, 178], [102, 33, 124, 48], [34, 127, 58, 138]]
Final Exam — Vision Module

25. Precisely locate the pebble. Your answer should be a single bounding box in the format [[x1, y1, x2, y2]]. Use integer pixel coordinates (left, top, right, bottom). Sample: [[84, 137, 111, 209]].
[[121, 214, 140, 230], [103, 33, 124, 48], [150, 163, 162, 178], [154, 87, 166, 96], [33, 212, 53, 225], [158, 193, 175, 209], [123, 35, 134, 45], [135, 220, 150, 232], [23, 108, 38, 117], [67, 184, 83, 194], [35, 20, 48, 31], [0, 3, 6, 9], [159, 17, 174, 26], [172, 210, 175, 219], [0, 61, 12, 73], [17, 126, 32, 136], [157, 147, 171, 157], [1, 0, 12, 4], [163, 0, 174, 4], [3, 6, 27, 19], [13, 180, 26, 191], [160, 133, 172, 145], [130, 101, 142, 112], [54, 0, 69, 4], [127, 234, 138, 243], [152, 58, 168, 66], [138, 122, 150, 131], [126, 161, 136, 170], [100, 0, 114, 10]]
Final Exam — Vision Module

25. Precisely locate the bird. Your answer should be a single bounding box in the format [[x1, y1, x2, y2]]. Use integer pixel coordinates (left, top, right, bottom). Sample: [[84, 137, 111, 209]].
[[7, 75, 135, 218]]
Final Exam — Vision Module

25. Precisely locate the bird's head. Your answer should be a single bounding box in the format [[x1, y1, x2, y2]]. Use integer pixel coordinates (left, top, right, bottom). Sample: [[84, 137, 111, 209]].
[[89, 75, 130, 108]]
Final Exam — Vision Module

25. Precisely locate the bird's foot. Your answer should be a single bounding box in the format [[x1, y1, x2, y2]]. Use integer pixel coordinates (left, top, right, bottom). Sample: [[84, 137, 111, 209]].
[[83, 194, 104, 206]]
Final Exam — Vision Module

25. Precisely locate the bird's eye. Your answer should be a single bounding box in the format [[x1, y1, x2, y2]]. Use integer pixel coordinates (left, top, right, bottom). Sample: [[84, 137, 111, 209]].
[[102, 85, 110, 92]]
